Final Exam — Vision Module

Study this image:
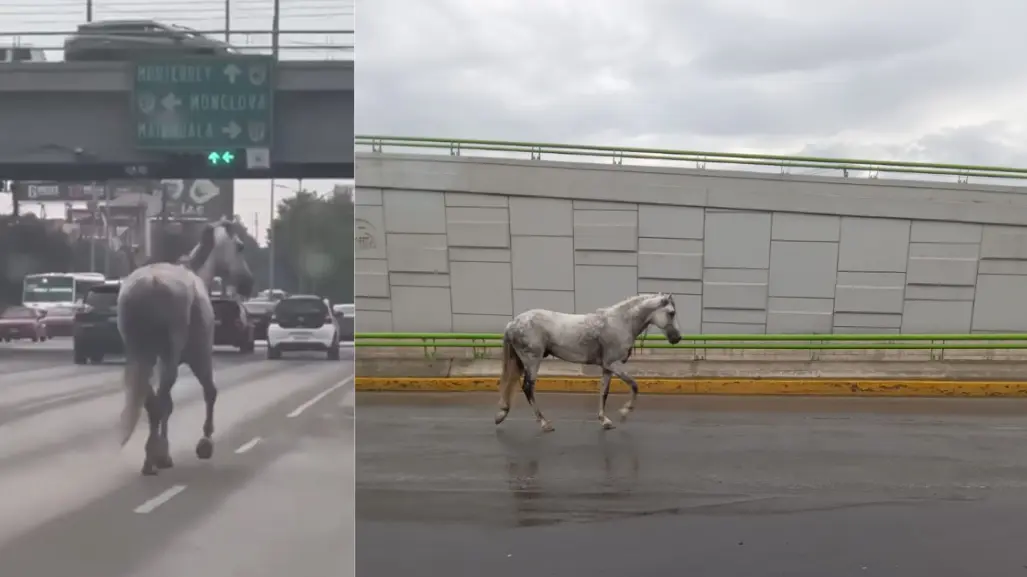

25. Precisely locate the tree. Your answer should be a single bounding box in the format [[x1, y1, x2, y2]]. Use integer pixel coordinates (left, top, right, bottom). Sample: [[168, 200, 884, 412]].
[[267, 190, 353, 303], [0, 215, 74, 306]]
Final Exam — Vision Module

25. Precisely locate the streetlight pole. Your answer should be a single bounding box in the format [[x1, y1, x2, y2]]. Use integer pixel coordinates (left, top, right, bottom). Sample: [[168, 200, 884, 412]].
[[268, 179, 275, 291]]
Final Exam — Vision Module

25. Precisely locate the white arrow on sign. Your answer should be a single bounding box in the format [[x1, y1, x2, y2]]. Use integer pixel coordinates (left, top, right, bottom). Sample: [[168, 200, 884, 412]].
[[223, 63, 242, 84], [222, 121, 242, 139], [161, 93, 181, 111]]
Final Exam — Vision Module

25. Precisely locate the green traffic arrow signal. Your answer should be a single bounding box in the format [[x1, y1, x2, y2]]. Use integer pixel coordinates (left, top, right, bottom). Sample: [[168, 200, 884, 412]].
[[207, 151, 236, 165]]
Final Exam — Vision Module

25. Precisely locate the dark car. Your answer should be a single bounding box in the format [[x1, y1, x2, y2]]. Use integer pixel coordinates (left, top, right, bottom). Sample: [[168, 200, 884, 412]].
[[243, 299, 276, 341], [212, 296, 255, 352], [73, 282, 122, 364], [333, 303, 354, 342], [64, 20, 238, 61], [0, 306, 47, 342], [42, 305, 77, 338]]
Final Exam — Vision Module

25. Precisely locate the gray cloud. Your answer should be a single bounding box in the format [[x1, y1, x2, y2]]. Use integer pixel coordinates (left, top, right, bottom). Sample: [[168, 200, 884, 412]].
[[358, 0, 1027, 165]]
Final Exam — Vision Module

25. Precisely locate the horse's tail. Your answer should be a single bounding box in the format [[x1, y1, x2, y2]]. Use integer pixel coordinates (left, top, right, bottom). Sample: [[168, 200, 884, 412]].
[[119, 361, 154, 446], [495, 334, 524, 425], [116, 278, 166, 446]]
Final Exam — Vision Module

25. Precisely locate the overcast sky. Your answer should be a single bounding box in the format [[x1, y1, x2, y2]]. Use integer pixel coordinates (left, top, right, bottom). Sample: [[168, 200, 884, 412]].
[[357, 0, 1027, 172], [1, 0, 353, 244]]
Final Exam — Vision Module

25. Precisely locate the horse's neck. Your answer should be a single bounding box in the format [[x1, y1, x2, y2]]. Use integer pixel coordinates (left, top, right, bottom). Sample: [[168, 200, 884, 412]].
[[609, 297, 656, 337], [188, 255, 217, 289]]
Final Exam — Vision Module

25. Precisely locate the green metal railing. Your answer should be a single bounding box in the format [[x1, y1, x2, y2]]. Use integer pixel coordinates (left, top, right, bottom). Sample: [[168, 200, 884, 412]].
[[356, 332, 1027, 360], [355, 135, 1027, 184]]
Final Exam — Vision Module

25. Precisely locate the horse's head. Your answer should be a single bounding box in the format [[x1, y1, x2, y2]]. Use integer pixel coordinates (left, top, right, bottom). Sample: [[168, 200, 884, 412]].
[[190, 218, 255, 298], [643, 293, 681, 344]]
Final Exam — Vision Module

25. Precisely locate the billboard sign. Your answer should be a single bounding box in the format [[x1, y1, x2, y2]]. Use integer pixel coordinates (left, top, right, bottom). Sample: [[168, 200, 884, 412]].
[[11, 179, 234, 221]]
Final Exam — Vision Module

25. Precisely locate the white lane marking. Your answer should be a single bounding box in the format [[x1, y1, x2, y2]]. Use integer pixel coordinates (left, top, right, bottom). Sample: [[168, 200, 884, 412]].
[[287, 375, 354, 418], [234, 436, 262, 454], [134, 484, 187, 514]]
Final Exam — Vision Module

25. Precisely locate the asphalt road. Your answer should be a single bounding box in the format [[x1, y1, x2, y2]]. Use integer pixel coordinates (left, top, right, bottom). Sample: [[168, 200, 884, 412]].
[[0, 339, 354, 577], [359, 392, 1027, 577]]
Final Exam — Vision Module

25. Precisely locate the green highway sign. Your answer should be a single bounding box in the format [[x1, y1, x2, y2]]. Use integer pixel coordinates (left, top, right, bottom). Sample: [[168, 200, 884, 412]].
[[133, 56, 275, 150]]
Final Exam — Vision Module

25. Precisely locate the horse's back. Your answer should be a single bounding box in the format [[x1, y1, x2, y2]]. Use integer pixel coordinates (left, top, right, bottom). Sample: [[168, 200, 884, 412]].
[[508, 308, 599, 343], [119, 263, 208, 358]]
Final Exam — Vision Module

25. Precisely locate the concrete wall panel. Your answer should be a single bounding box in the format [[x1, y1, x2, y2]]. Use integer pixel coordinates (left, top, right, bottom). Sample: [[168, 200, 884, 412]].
[[509, 197, 573, 236], [450, 262, 513, 316], [638, 205, 704, 239], [383, 190, 446, 234], [573, 210, 638, 251], [445, 207, 510, 248], [838, 217, 910, 273], [771, 213, 840, 242], [704, 211, 772, 269], [511, 236, 574, 291], [574, 266, 638, 313], [769, 241, 838, 298]]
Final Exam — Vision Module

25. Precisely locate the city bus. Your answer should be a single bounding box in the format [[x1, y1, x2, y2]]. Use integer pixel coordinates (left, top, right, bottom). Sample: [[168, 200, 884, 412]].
[[22, 272, 107, 310]]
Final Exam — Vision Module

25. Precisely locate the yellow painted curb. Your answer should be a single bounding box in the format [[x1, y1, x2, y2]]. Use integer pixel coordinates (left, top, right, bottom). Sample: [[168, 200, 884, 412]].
[[356, 377, 1027, 397]]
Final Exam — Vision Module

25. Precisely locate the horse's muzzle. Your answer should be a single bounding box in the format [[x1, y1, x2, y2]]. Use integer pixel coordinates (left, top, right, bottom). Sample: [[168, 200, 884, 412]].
[[667, 330, 682, 345]]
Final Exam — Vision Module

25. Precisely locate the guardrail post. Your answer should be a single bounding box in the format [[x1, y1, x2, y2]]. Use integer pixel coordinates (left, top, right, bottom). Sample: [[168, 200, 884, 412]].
[[421, 338, 437, 360], [530, 146, 542, 161]]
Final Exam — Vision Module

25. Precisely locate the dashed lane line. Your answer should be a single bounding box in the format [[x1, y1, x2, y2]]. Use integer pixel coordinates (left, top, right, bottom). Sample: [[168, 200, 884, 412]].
[[133, 484, 187, 514], [287, 375, 354, 419], [234, 436, 262, 454]]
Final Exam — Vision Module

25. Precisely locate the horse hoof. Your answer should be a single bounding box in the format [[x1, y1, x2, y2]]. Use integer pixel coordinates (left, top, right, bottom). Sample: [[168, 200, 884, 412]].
[[195, 437, 214, 460], [494, 410, 509, 425], [155, 455, 174, 469], [619, 408, 632, 421], [141, 463, 159, 476], [540, 422, 555, 433], [601, 420, 616, 430]]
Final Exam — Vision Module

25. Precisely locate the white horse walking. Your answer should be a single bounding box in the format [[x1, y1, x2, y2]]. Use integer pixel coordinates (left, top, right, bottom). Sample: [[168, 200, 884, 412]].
[[494, 293, 682, 432], [117, 218, 255, 476]]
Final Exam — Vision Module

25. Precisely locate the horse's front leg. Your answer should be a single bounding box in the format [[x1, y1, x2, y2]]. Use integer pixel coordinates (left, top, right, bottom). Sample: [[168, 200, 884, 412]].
[[597, 369, 616, 429], [606, 361, 640, 421], [186, 356, 218, 459]]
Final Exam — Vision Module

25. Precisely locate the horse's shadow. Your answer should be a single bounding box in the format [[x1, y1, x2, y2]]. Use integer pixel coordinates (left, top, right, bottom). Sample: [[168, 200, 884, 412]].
[[494, 427, 642, 526]]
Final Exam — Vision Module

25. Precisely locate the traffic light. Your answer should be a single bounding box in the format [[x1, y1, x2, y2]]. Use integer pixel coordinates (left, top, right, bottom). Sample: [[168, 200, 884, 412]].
[[207, 150, 236, 166]]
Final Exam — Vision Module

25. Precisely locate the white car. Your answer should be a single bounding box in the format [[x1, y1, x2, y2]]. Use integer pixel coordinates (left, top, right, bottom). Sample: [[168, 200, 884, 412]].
[[266, 295, 341, 360]]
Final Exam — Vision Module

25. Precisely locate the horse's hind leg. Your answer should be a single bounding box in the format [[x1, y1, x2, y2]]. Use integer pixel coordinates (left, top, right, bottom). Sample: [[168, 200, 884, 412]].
[[142, 389, 162, 476], [187, 356, 217, 460], [152, 355, 178, 469], [597, 369, 616, 430], [520, 357, 554, 432]]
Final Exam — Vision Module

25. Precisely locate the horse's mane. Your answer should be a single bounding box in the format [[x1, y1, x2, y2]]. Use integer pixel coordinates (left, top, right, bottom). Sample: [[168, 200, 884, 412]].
[[603, 293, 660, 316]]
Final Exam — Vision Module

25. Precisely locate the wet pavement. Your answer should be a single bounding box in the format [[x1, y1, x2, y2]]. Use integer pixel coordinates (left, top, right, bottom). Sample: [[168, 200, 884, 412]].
[[359, 392, 1027, 577], [0, 340, 354, 577]]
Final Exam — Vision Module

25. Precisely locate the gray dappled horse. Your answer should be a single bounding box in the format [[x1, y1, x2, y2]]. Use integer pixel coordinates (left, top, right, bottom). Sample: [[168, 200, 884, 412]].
[[495, 293, 682, 432], [117, 218, 254, 476]]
